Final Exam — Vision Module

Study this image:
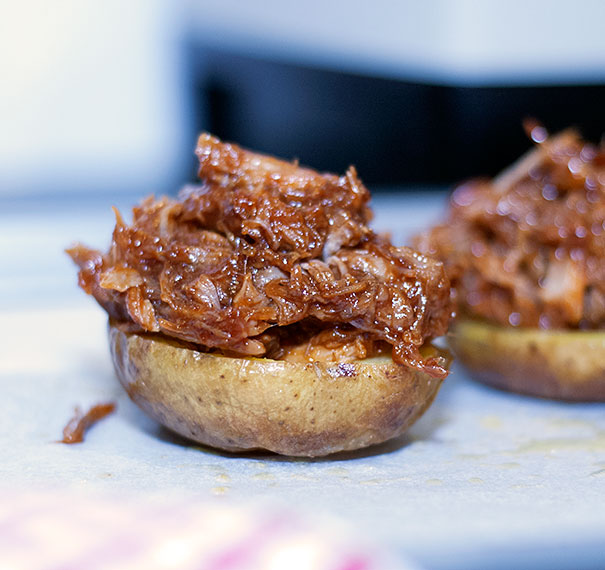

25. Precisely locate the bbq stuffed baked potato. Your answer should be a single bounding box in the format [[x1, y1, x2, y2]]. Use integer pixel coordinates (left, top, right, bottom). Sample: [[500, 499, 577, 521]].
[[418, 123, 605, 401], [69, 134, 452, 456]]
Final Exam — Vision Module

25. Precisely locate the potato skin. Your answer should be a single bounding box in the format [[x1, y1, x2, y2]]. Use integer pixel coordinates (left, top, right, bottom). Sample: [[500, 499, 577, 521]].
[[450, 320, 605, 401], [109, 323, 448, 457]]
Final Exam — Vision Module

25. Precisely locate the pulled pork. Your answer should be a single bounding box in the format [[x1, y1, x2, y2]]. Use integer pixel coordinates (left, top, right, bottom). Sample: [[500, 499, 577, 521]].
[[68, 133, 452, 378], [417, 123, 605, 329]]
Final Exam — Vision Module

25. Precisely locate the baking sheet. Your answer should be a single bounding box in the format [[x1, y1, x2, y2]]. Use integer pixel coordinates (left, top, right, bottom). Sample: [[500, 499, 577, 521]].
[[3, 193, 605, 570]]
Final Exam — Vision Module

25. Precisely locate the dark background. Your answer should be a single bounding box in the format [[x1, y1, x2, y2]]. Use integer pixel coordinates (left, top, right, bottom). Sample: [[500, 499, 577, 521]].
[[195, 50, 605, 186]]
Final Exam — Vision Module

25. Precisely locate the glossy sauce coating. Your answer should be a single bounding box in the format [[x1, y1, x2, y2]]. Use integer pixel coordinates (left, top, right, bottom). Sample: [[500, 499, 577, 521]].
[[417, 125, 605, 329], [60, 402, 116, 444], [68, 134, 452, 378]]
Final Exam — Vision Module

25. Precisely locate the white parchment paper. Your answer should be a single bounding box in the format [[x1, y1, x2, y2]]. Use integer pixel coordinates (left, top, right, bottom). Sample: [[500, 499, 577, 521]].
[[3, 193, 605, 570]]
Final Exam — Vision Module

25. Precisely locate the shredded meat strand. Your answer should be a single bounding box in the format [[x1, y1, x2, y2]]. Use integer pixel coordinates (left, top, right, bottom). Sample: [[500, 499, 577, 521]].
[[68, 133, 452, 378], [417, 124, 605, 329], [59, 402, 116, 444]]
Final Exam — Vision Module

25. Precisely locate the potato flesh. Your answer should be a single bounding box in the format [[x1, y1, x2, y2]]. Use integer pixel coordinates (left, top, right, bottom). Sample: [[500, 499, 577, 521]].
[[450, 320, 605, 401], [109, 323, 448, 457]]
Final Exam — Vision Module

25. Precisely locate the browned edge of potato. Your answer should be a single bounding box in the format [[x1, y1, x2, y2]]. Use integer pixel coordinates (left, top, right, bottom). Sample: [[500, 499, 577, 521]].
[[449, 319, 605, 401], [109, 322, 450, 457]]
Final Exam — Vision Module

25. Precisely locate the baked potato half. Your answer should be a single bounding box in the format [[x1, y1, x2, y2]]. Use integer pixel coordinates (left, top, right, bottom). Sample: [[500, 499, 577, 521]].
[[450, 319, 605, 401], [109, 323, 450, 457]]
